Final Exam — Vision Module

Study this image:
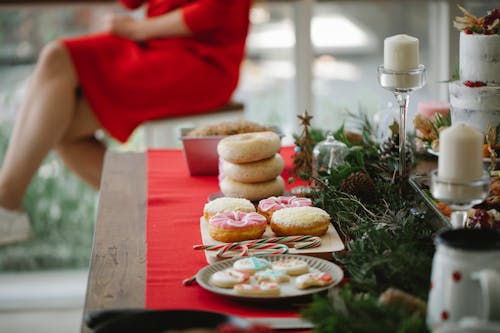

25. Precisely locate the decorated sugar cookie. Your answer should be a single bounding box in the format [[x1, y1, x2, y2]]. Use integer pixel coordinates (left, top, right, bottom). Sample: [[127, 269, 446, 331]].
[[233, 256, 270, 274], [295, 272, 333, 289], [271, 258, 309, 276], [209, 268, 250, 288], [233, 281, 281, 296], [254, 269, 290, 283]]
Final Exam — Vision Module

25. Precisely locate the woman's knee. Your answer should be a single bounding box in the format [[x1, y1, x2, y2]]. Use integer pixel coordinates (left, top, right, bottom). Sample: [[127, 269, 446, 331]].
[[37, 41, 76, 80]]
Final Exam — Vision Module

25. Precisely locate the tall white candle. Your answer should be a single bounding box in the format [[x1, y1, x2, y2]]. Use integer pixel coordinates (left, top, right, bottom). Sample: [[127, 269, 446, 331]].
[[384, 34, 419, 71], [438, 123, 483, 182]]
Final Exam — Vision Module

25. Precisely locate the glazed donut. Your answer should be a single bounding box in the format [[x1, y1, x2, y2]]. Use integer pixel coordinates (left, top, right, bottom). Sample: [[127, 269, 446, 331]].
[[217, 131, 281, 164], [270, 206, 330, 237], [221, 154, 284, 183], [257, 196, 312, 222], [207, 211, 267, 242], [220, 176, 285, 202], [203, 197, 255, 220]]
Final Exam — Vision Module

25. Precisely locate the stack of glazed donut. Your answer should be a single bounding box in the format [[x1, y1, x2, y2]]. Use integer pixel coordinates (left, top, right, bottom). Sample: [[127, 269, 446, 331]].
[[217, 131, 285, 201]]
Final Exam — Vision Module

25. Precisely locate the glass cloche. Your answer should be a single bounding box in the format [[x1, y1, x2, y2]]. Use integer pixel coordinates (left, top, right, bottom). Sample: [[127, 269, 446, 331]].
[[312, 132, 349, 178]]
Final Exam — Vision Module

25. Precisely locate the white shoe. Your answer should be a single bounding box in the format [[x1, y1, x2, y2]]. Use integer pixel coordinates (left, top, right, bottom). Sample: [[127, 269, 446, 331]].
[[0, 206, 33, 245]]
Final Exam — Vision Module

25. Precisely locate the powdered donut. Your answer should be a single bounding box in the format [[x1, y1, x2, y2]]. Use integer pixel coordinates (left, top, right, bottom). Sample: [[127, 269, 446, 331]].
[[233, 282, 281, 296], [257, 196, 312, 222], [209, 268, 250, 288], [271, 258, 309, 276], [295, 272, 333, 289], [221, 154, 284, 183], [207, 211, 267, 242], [217, 131, 281, 164], [270, 206, 330, 236], [220, 176, 285, 202], [233, 256, 271, 274], [203, 197, 256, 219]]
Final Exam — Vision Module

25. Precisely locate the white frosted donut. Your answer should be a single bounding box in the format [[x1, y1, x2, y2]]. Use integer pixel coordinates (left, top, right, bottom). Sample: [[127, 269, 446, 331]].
[[203, 197, 256, 219], [270, 206, 330, 236], [220, 176, 285, 202], [217, 131, 281, 164], [221, 154, 284, 183]]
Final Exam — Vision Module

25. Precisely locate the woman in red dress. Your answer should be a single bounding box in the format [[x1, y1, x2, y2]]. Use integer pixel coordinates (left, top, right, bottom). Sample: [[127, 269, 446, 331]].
[[0, 0, 251, 244]]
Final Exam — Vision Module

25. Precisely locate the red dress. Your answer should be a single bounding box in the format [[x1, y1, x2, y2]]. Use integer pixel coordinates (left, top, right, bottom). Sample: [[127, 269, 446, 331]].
[[62, 0, 251, 142]]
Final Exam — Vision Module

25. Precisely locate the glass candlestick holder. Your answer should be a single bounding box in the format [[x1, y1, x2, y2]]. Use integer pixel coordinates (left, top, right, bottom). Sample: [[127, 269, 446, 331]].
[[378, 64, 426, 179], [430, 169, 490, 229]]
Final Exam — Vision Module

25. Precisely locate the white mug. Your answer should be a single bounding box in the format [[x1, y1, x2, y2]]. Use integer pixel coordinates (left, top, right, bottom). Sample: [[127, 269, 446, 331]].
[[427, 229, 500, 331]]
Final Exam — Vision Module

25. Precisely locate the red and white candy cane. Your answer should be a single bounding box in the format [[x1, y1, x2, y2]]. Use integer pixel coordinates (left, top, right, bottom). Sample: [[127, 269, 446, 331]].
[[243, 235, 321, 249], [214, 243, 249, 259], [216, 242, 288, 259]]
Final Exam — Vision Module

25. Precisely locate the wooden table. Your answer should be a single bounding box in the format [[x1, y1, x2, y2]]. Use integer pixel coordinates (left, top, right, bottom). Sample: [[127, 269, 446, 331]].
[[81, 151, 146, 333]]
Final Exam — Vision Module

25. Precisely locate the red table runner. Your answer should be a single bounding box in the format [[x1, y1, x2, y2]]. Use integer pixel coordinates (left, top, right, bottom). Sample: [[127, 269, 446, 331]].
[[145, 146, 306, 318]]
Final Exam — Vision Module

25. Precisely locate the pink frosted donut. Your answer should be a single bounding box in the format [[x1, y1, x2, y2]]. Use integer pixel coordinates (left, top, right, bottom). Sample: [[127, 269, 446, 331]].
[[257, 196, 312, 222], [207, 211, 267, 242]]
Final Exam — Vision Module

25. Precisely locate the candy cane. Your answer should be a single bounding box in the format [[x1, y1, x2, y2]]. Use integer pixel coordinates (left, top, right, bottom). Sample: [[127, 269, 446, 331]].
[[244, 235, 321, 249], [193, 235, 321, 253], [193, 243, 228, 251], [216, 242, 288, 259], [215, 243, 249, 259]]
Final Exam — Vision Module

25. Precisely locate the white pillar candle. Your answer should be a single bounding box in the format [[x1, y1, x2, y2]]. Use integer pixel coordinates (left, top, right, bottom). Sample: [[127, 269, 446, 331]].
[[384, 34, 419, 71], [438, 123, 483, 182]]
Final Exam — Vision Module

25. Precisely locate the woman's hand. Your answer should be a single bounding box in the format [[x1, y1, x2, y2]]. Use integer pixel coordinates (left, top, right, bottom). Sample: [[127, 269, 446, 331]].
[[104, 14, 142, 41]]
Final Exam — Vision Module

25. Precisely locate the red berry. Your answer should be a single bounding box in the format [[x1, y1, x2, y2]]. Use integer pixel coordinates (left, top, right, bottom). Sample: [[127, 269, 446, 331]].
[[464, 28, 473, 34], [441, 311, 449, 321], [463, 80, 486, 87], [452, 271, 462, 282]]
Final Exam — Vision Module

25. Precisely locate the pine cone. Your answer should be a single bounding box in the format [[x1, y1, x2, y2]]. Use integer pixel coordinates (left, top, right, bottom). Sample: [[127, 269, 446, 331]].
[[339, 171, 377, 203], [380, 134, 414, 168]]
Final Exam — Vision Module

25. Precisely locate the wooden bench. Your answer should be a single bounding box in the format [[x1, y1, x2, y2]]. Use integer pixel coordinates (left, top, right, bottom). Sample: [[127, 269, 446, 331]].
[[141, 101, 245, 148]]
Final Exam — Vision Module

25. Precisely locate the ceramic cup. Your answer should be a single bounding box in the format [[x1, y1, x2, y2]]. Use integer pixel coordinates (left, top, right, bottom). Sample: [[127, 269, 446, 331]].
[[427, 228, 500, 331]]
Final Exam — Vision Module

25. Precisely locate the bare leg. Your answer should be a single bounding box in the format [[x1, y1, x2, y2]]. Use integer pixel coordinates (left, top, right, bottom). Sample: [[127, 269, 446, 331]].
[[0, 40, 101, 210], [55, 97, 104, 189]]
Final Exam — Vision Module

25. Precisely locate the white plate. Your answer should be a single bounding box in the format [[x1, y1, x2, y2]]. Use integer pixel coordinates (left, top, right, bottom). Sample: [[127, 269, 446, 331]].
[[196, 254, 343, 301], [427, 148, 499, 162]]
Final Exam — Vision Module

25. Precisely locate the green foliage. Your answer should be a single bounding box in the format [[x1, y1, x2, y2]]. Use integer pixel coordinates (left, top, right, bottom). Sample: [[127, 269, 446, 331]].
[[0, 122, 97, 271], [302, 287, 429, 333], [302, 110, 436, 332]]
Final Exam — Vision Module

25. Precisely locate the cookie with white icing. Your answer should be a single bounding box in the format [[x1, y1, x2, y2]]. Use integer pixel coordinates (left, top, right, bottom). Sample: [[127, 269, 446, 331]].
[[233, 257, 271, 274], [295, 272, 333, 289], [271, 258, 309, 276], [254, 269, 290, 283], [233, 281, 281, 296], [209, 268, 250, 288]]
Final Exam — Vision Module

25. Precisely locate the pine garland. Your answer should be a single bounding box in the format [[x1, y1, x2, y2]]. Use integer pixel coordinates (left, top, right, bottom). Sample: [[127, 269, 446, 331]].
[[301, 111, 436, 333]]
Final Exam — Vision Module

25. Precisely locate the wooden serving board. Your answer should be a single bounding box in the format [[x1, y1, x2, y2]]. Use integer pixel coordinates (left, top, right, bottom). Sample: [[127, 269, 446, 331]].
[[199, 217, 345, 264]]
